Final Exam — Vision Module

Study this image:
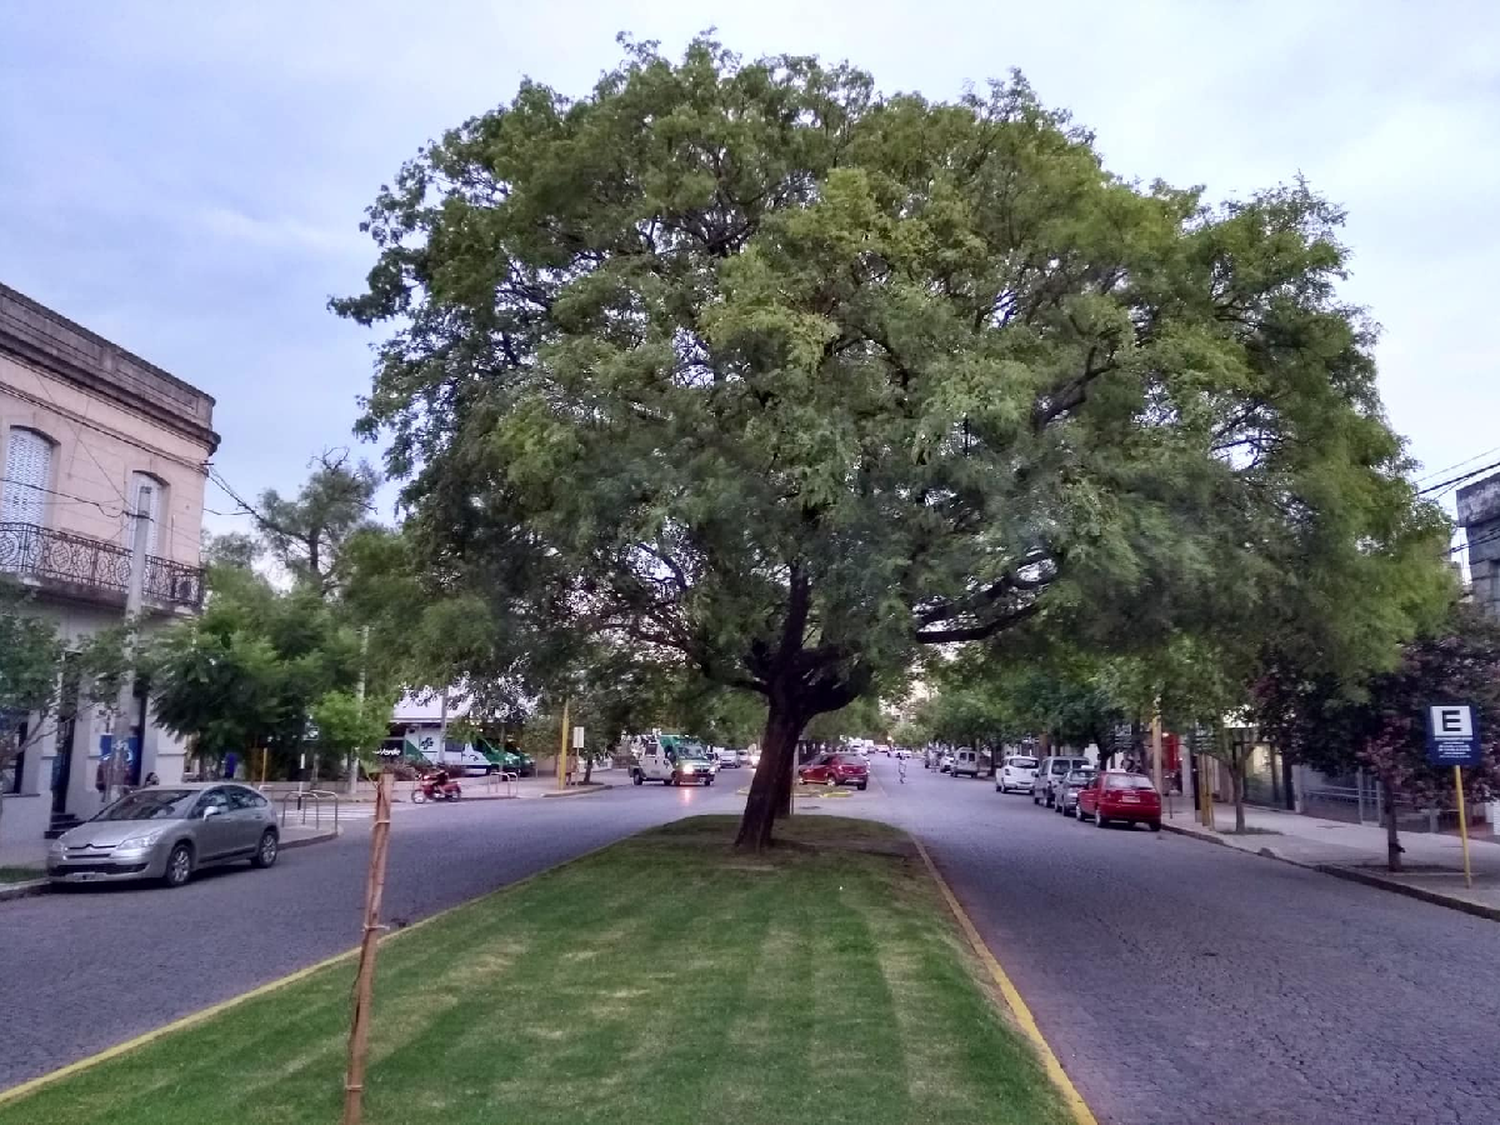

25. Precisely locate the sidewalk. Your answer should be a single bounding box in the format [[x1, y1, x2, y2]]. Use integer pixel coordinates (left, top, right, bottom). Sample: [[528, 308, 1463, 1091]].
[[1162, 798, 1500, 921]]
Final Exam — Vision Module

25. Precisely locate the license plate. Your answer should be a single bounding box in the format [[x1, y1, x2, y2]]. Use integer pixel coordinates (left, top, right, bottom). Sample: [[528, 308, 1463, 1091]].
[[1120, 795, 1139, 803], [71, 872, 103, 881]]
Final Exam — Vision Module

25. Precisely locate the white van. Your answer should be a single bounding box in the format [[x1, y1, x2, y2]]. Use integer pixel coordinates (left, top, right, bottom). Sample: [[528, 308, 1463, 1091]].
[[996, 755, 1039, 794], [419, 743, 496, 777], [949, 748, 982, 778]]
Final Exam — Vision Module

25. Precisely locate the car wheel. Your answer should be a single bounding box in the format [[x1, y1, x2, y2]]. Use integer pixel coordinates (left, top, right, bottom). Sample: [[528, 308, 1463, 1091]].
[[1032, 793, 1040, 805], [1150, 820, 1162, 832], [995, 783, 1003, 793], [704, 776, 714, 787], [251, 830, 279, 869], [1095, 810, 1108, 829], [632, 771, 644, 786], [163, 842, 193, 888], [1075, 802, 1084, 821], [858, 782, 867, 791]]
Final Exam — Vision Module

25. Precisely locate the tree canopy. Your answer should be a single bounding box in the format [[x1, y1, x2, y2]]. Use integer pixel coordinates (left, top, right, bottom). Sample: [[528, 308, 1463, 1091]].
[[337, 37, 1446, 847]]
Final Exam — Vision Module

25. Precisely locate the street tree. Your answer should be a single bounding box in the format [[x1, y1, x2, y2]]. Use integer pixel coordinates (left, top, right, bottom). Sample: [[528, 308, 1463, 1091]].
[[0, 582, 64, 837], [337, 37, 1443, 849], [227, 452, 380, 597], [1252, 606, 1500, 871]]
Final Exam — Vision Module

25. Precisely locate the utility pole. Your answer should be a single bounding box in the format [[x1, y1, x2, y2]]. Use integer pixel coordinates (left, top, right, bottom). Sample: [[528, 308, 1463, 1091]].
[[348, 624, 369, 796], [436, 689, 450, 769], [106, 485, 151, 805]]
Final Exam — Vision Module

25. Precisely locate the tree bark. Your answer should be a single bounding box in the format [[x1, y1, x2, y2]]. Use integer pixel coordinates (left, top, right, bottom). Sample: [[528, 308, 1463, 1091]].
[[735, 700, 806, 851], [1231, 749, 1246, 834], [1382, 777, 1402, 873]]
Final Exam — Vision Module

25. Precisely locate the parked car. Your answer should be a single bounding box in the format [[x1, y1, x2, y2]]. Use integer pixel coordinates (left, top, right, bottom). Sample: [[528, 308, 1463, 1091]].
[[46, 783, 280, 889], [1031, 756, 1092, 807], [1076, 771, 1162, 830], [949, 748, 982, 778], [995, 755, 1039, 794], [937, 752, 954, 773], [716, 748, 741, 769], [1053, 767, 1097, 815], [798, 753, 869, 790]]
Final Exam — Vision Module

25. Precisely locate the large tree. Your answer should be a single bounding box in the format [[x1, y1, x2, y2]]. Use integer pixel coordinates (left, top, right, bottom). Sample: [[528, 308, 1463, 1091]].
[[337, 38, 1439, 849]]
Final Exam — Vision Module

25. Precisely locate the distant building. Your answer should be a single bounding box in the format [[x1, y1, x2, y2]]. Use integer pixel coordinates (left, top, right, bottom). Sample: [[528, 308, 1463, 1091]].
[[1457, 473, 1500, 620], [0, 283, 218, 845]]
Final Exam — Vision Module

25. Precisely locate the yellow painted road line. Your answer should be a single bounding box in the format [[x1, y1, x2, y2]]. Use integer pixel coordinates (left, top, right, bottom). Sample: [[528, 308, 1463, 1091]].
[[0, 835, 625, 1109], [913, 837, 1099, 1125]]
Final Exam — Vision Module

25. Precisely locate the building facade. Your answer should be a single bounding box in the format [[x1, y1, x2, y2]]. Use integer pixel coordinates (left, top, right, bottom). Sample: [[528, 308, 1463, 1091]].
[[0, 282, 218, 846]]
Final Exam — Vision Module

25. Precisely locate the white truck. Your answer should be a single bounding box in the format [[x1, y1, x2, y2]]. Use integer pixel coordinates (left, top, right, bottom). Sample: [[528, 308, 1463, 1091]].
[[629, 734, 717, 787]]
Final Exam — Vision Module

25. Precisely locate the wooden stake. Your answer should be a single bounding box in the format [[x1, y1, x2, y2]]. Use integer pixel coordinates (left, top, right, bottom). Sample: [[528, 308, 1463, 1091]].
[[343, 770, 394, 1125]]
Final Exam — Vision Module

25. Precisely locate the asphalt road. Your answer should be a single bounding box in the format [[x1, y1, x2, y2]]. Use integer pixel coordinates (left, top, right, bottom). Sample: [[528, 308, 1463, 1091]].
[[8, 758, 1500, 1124], [869, 756, 1500, 1125], [0, 776, 744, 1091]]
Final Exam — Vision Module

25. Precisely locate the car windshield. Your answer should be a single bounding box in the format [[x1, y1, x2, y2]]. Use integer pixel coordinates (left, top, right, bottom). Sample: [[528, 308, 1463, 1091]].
[[1008, 757, 1037, 769], [1106, 774, 1157, 790], [832, 755, 863, 766], [91, 789, 199, 821], [1067, 771, 1095, 783]]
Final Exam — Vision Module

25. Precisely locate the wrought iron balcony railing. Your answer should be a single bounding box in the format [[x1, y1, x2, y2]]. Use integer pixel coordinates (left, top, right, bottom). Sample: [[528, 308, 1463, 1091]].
[[0, 521, 205, 611]]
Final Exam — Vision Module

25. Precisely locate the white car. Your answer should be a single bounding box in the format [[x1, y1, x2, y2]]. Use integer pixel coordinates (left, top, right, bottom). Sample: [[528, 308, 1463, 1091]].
[[996, 755, 1039, 794]]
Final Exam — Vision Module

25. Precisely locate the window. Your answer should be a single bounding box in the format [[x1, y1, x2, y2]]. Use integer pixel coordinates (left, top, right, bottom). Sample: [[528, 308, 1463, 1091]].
[[2, 428, 54, 525], [227, 787, 262, 811], [1106, 774, 1157, 790], [127, 473, 165, 556], [195, 788, 233, 817], [1007, 757, 1038, 769]]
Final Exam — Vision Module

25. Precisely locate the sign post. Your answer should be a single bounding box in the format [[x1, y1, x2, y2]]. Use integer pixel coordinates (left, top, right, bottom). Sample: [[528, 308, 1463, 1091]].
[[1424, 703, 1482, 890]]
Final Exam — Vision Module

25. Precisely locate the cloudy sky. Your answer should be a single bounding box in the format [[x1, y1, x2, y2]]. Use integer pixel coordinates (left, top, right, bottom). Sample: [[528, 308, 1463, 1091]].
[[3, 0, 1497, 540]]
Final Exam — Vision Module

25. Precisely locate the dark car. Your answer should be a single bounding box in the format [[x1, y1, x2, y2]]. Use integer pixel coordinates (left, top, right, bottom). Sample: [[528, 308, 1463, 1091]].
[[1076, 771, 1162, 830], [798, 753, 869, 791]]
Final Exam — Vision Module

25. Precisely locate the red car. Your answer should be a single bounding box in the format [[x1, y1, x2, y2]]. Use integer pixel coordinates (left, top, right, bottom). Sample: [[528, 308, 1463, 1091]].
[[1076, 771, 1161, 830], [797, 753, 869, 791]]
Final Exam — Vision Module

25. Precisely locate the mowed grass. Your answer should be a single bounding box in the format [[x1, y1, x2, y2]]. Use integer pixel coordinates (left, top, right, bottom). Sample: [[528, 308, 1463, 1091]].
[[0, 816, 1069, 1125], [0, 866, 42, 884]]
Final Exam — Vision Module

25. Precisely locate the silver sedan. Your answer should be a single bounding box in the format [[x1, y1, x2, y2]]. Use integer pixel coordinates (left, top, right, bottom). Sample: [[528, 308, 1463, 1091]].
[[47, 783, 281, 888], [1054, 769, 1097, 816]]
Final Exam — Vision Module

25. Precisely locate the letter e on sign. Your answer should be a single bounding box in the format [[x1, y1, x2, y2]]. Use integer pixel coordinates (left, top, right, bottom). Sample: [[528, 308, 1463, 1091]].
[[1432, 706, 1473, 740]]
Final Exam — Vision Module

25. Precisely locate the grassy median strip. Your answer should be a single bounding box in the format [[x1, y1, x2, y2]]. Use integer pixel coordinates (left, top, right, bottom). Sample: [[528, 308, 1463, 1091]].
[[0, 866, 42, 884], [1, 815, 1067, 1125]]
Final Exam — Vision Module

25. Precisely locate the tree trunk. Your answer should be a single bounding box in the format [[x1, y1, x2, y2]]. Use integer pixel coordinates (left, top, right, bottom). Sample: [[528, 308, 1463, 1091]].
[[1382, 777, 1402, 873], [1280, 752, 1296, 811], [735, 701, 806, 852], [1231, 749, 1246, 834], [583, 755, 593, 785]]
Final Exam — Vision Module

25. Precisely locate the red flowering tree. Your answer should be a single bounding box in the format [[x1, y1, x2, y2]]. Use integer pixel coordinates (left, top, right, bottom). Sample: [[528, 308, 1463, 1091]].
[[1254, 607, 1500, 871]]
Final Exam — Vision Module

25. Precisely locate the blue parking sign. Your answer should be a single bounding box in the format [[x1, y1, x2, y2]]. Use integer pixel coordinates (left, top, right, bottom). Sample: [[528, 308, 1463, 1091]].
[[1425, 704, 1482, 767]]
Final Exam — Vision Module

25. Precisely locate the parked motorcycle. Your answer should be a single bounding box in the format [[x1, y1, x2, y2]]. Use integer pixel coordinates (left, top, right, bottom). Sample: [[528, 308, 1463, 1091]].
[[411, 771, 462, 803]]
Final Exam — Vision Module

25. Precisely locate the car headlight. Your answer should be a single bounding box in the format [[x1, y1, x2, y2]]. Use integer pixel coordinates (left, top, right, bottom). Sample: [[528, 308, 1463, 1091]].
[[118, 831, 165, 850]]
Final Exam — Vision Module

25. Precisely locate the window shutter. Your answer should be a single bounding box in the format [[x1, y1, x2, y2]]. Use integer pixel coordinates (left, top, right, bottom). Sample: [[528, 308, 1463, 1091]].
[[2, 430, 52, 525]]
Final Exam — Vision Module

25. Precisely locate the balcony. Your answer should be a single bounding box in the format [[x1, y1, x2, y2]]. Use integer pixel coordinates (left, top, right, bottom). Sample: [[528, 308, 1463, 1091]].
[[0, 522, 205, 612]]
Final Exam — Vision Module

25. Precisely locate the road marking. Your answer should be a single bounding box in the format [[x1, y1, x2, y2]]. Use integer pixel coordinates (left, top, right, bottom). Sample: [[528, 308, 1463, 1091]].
[[913, 837, 1099, 1125], [0, 835, 626, 1108]]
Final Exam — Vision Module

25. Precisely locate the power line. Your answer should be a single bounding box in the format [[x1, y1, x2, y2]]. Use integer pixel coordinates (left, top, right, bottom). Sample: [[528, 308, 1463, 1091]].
[[0, 476, 126, 519], [1416, 444, 1500, 485], [1419, 459, 1500, 497], [22, 375, 133, 509]]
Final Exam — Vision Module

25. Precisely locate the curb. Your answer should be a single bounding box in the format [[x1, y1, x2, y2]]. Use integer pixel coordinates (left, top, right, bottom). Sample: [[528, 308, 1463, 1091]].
[[1314, 864, 1500, 923], [912, 837, 1098, 1125], [1163, 820, 1500, 923], [0, 878, 47, 903], [280, 829, 339, 851], [540, 783, 614, 799]]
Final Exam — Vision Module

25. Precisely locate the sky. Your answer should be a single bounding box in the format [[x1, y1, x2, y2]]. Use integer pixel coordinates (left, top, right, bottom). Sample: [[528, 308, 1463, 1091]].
[[3, 0, 1498, 541]]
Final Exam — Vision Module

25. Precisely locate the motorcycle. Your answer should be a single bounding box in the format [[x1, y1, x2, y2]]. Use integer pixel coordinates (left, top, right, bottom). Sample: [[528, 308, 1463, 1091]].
[[411, 771, 462, 803]]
